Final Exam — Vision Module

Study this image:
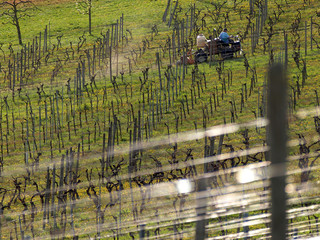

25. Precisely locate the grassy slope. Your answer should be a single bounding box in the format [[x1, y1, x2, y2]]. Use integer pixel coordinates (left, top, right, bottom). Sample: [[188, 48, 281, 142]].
[[0, 0, 320, 239], [1, 0, 169, 47], [0, 0, 319, 193]]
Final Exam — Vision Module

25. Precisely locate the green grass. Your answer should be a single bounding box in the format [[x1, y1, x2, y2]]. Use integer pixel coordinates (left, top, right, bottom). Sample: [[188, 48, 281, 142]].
[[0, 0, 320, 239], [0, 0, 171, 50]]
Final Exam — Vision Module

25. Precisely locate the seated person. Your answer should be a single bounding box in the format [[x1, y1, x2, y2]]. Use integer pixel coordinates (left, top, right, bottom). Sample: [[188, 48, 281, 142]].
[[219, 28, 232, 44]]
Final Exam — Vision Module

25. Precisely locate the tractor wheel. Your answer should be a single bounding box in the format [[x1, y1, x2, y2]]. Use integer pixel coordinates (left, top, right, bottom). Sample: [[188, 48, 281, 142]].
[[221, 52, 233, 59], [196, 55, 207, 63]]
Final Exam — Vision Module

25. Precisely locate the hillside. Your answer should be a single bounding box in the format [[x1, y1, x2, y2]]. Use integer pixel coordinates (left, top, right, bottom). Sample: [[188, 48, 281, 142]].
[[0, 0, 320, 239]]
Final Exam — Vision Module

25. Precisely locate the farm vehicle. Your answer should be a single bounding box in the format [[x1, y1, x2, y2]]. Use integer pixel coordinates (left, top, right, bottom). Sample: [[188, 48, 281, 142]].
[[178, 34, 242, 64]]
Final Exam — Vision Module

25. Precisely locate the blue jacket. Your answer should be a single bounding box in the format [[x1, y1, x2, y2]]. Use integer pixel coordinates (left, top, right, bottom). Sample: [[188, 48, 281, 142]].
[[219, 32, 229, 43]]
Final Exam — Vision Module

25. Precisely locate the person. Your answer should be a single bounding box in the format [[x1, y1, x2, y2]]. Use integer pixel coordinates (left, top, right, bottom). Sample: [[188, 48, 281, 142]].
[[197, 34, 207, 48], [219, 28, 231, 43]]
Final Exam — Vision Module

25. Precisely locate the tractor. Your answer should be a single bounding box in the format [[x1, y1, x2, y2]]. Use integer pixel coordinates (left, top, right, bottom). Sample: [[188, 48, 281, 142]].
[[177, 34, 242, 65], [194, 34, 242, 63]]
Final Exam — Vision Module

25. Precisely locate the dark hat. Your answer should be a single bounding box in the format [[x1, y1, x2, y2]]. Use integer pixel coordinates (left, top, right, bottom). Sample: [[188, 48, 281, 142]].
[[224, 28, 228, 31]]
